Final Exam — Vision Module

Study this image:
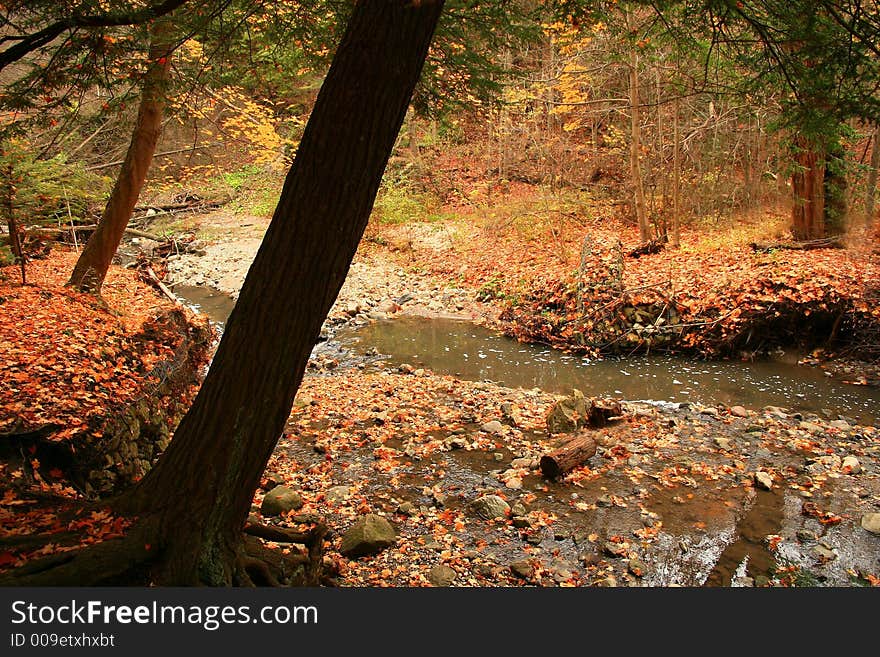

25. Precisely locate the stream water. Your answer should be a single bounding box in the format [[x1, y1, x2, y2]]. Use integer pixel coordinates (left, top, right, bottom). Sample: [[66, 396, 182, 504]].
[[172, 285, 878, 422]]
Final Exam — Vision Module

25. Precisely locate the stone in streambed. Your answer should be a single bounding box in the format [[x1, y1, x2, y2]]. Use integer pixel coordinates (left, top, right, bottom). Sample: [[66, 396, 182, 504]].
[[260, 486, 303, 516], [481, 420, 505, 435], [471, 495, 510, 520], [861, 513, 880, 535], [754, 471, 774, 490], [340, 514, 396, 558], [428, 564, 457, 586], [730, 405, 749, 418]]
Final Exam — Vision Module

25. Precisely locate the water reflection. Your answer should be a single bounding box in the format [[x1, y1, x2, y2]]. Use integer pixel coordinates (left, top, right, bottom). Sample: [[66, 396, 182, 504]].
[[337, 317, 879, 423]]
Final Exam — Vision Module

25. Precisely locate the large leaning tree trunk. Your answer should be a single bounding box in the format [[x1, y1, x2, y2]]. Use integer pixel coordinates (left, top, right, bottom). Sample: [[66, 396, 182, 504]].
[[67, 17, 174, 294], [2, 0, 446, 587]]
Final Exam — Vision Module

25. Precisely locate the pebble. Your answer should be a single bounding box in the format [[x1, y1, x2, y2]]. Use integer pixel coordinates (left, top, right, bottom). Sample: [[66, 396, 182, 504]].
[[603, 541, 628, 558], [811, 545, 837, 562], [481, 420, 505, 435], [730, 405, 749, 418], [510, 560, 535, 579], [842, 456, 861, 474], [428, 564, 457, 586], [861, 513, 880, 535], [754, 471, 774, 490]]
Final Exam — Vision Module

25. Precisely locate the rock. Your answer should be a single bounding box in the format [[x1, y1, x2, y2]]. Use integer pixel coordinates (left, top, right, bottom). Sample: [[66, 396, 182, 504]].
[[344, 302, 362, 317], [861, 513, 880, 534], [603, 541, 628, 558], [595, 575, 618, 587], [261, 471, 284, 490], [397, 501, 417, 516], [512, 516, 531, 529], [546, 389, 588, 434], [730, 405, 749, 418], [500, 402, 520, 426], [842, 456, 861, 474], [796, 529, 817, 542], [763, 405, 788, 419], [471, 494, 510, 520], [810, 545, 837, 562], [481, 420, 505, 435], [504, 476, 523, 490], [398, 363, 415, 374], [260, 486, 304, 516], [714, 437, 732, 450], [754, 471, 774, 490], [628, 559, 647, 577], [377, 299, 402, 314], [339, 514, 396, 557], [326, 485, 351, 503], [596, 494, 613, 508], [829, 419, 851, 430], [428, 564, 457, 586], [510, 560, 535, 579], [510, 457, 533, 469], [699, 406, 719, 417]]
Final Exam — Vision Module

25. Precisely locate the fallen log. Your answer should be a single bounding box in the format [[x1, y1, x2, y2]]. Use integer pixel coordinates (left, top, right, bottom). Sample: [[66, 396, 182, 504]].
[[540, 432, 597, 478], [749, 237, 844, 252]]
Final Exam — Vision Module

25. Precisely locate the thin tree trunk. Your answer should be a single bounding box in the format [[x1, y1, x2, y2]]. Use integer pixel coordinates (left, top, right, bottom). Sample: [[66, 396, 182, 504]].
[[628, 45, 650, 243], [865, 125, 880, 228], [671, 94, 681, 247], [120, 0, 445, 585], [67, 17, 173, 293]]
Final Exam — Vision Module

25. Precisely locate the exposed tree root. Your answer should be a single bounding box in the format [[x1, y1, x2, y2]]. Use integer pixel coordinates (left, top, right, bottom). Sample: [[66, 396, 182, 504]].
[[0, 514, 329, 587]]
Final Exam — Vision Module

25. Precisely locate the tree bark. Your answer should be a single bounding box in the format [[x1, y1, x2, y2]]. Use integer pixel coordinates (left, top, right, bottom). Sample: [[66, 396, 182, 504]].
[[790, 134, 848, 240], [67, 17, 174, 294], [628, 45, 650, 243], [791, 137, 826, 240], [117, 0, 445, 585], [865, 125, 880, 229], [671, 93, 681, 247], [540, 433, 597, 478]]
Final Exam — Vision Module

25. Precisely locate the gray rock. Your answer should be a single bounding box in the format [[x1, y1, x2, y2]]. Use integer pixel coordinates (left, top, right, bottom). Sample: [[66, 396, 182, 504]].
[[481, 420, 505, 435], [811, 545, 837, 562], [842, 456, 861, 474], [326, 486, 351, 503], [397, 501, 417, 516], [754, 471, 774, 490], [260, 486, 304, 516], [861, 513, 880, 534], [546, 389, 588, 434], [512, 516, 532, 529], [510, 502, 527, 516], [714, 437, 732, 450], [628, 559, 647, 577], [428, 564, 457, 586], [596, 494, 613, 508], [730, 405, 749, 418], [603, 541, 628, 558], [700, 406, 719, 417], [829, 419, 851, 430], [339, 514, 396, 557], [510, 559, 535, 579], [471, 494, 510, 520], [796, 529, 817, 542]]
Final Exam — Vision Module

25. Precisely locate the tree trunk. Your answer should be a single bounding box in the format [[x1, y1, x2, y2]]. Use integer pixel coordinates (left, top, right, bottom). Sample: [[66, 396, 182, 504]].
[[671, 93, 681, 247], [117, 0, 445, 585], [67, 18, 173, 293], [865, 125, 879, 229], [790, 134, 848, 240], [791, 137, 826, 240], [628, 46, 650, 243]]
